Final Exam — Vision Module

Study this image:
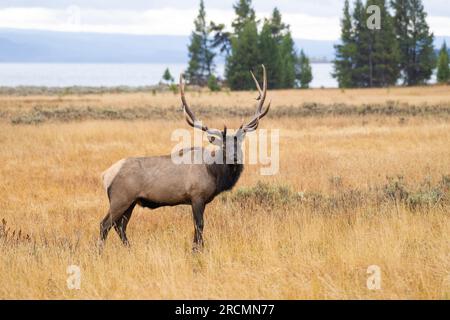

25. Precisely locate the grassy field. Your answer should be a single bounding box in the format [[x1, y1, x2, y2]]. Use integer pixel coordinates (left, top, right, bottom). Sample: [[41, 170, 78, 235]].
[[0, 86, 449, 299]]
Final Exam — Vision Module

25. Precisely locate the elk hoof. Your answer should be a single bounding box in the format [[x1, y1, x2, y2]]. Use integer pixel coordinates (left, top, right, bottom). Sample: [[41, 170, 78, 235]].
[[97, 239, 105, 254], [192, 243, 204, 253]]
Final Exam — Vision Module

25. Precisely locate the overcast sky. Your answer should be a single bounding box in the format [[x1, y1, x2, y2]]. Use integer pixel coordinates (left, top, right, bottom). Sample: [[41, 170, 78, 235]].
[[0, 0, 449, 40]]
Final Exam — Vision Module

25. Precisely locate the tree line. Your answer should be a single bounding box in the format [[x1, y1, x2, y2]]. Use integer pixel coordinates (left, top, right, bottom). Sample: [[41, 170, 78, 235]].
[[162, 0, 449, 90], [334, 0, 449, 88], [183, 0, 312, 91]]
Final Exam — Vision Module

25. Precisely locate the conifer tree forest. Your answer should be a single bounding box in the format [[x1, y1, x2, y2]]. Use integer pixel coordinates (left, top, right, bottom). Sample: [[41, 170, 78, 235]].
[[185, 0, 443, 90], [187, 0, 311, 90], [334, 0, 436, 88]]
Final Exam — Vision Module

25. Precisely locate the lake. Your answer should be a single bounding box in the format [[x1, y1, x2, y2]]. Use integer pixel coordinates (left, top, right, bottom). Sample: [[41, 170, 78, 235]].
[[0, 63, 338, 88]]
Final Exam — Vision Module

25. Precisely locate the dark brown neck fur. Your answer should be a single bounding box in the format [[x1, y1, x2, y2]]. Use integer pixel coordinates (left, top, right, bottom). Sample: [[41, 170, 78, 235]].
[[207, 163, 244, 195]]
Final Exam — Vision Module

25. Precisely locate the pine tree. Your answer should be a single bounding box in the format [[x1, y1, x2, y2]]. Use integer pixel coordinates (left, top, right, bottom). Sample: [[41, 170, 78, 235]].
[[162, 68, 174, 84], [268, 8, 287, 40], [333, 0, 356, 88], [279, 30, 297, 88], [271, 8, 296, 89], [368, 0, 400, 87], [258, 19, 282, 89], [226, 0, 259, 90], [351, 0, 370, 87], [437, 42, 450, 83], [226, 19, 259, 90], [391, 0, 435, 85], [187, 31, 202, 84], [391, 0, 409, 81], [257, 8, 285, 89], [210, 1, 303, 90], [257, 8, 295, 89], [231, 0, 256, 34], [296, 50, 313, 88], [186, 0, 215, 86], [210, 22, 232, 56], [351, 0, 400, 87]]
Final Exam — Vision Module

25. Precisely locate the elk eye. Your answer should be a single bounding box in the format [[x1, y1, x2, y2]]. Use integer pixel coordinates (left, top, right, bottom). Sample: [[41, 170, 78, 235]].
[[210, 137, 215, 142]]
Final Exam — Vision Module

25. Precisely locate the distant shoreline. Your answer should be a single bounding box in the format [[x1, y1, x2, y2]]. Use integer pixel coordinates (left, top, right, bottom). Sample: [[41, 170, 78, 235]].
[[0, 83, 446, 97], [0, 62, 339, 88]]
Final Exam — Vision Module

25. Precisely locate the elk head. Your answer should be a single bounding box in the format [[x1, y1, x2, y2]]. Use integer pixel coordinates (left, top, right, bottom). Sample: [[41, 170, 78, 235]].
[[179, 65, 271, 164]]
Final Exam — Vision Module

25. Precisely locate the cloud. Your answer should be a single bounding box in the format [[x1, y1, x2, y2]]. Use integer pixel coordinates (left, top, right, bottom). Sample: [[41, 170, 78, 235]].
[[0, 5, 448, 39], [2, 0, 449, 17], [283, 14, 340, 40], [0, 7, 218, 35], [428, 16, 450, 36], [0, 6, 339, 39]]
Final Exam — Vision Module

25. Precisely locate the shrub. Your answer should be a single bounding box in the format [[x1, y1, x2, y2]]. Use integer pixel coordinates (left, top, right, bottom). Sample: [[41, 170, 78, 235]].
[[207, 75, 221, 92], [383, 175, 409, 202], [382, 175, 450, 210], [223, 181, 300, 208], [0, 219, 32, 246]]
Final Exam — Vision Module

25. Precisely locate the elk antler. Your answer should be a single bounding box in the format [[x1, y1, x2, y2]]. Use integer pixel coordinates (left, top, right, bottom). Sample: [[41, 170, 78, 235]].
[[180, 74, 222, 137], [241, 65, 271, 133]]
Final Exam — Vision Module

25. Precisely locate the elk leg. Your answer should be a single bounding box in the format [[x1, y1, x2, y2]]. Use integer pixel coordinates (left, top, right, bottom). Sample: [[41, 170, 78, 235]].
[[113, 202, 136, 246], [99, 210, 114, 243], [99, 201, 132, 247], [191, 200, 205, 251]]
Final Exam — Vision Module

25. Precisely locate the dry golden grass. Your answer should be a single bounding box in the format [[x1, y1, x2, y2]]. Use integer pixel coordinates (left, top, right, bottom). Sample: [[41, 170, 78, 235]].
[[1, 85, 450, 114], [0, 87, 449, 299]]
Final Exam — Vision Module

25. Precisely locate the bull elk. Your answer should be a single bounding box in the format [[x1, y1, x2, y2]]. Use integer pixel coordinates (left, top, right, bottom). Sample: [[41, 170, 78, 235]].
[[99, 65, 271, 250]]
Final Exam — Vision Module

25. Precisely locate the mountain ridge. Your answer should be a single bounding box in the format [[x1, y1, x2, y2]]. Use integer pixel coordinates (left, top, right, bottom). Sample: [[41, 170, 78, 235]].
[[0, 28, 448, 63]]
